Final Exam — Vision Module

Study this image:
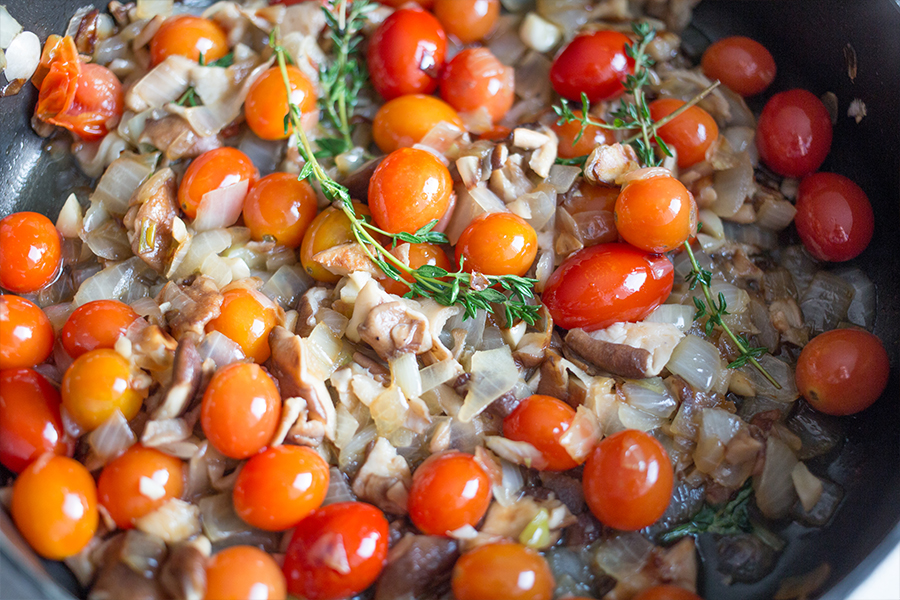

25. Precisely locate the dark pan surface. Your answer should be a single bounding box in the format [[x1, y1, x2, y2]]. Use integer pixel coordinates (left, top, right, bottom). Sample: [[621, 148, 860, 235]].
[[1, 1, 898, 599]]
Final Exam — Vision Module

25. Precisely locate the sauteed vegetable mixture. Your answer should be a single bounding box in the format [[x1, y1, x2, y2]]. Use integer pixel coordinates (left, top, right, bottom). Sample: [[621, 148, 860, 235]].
[[0, 1, 891, 599]]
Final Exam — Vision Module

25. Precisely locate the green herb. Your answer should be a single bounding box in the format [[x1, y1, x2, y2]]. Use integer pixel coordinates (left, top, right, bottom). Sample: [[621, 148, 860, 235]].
[[174, 52, 235, 107], [175, 87, 200, 107], [316, 0, 374, 159], [269, 32, 540, 327]]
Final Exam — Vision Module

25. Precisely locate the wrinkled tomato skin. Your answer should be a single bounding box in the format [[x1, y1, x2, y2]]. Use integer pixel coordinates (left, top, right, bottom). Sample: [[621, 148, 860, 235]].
[[550, 31, 634, 103], [794, 172, 874, 262], [756, 88, 832, 178], [795, 329, 889, 416], [0, 369, 71, 474], [366, 8, 447, 100], [542, 243, 674, 332]]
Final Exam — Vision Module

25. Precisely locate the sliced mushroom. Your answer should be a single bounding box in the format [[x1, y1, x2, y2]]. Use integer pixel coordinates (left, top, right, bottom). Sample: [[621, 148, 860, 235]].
[[159, 543, 207, 600], [373, 535, 459, 600], [351, 437, 411, 515], [295, 286, 332, 337], [153, 336, 202, 420], [140, 115, 223, 162], [122, 168, 178, 274], [565, 322, 683, 379], [357, 301, 433, 361], [312, 242, 383, 278], [159, 276, 224, 340], [583, 143, 641, 185]]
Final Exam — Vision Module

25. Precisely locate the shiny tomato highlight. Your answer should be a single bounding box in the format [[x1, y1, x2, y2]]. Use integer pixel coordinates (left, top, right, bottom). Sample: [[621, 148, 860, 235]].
[[372, 94, 464, 154], [701, 36, 776, 97], [0, 212, 62, 294], [242, 173, 318, 248], [245, 66, 317, 140], [455, 212, 538, 277], [407, 451, 492, 536], [61, 349, 144, 432], [615, 175, 698, 253], [440, 48, 514, 124], [0, 369, 70, 474], [433, 0, 500, 43], [648, 99, 719, 168], [206, 545, 287, 600], [0, 295, 54, 370], [756, 88, 832, 178], [503, 395, 582, 471], [452, 542, 555, 600], [149, 15, 228, 66], [794, 172, 874, 262], [177, 147, 258, 220], [367, 8, 447, 100], [60, 299, 139, 359], [205, 288, 278, 363], [368, 148, 453, 234], [550, 30, 634, 102]]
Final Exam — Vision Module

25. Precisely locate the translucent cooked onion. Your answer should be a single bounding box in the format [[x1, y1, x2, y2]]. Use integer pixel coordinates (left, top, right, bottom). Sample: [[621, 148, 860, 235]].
[[722, 222, 778, 251], [644, 304, 695, 332], [323, 467, 356, 506], [333, 404, 359, 451], [703, 281, 750, 315], [0, 6, 23, 49], [390, 352, 422, 400], [791, 462, 823, 512], [199, 493, 256, 544], [834, 266, 876, 330], [745, 355, 799, 403], [666, 335, 723, 393], [559, 405, 600, 462], [192, 180, 250, 232], [339, 422, 378, 472], [198, 331, 245, 367], [306, 323, 351, 381], [74, 257, 154, 307], [493, 458, 525, 507], [617, 402, 664, 432], [4, 30, 40, 83], [420, 358, 463, 394], [778, 245, 819, 295], [711, 151, 754, 217], [93, 152, 158, 216], [173, 228, 232, 279], [458, 346, 519, 422], [593, 533, 654, 581], [756, 197, 797, 231], [87, 410, 135, 467], [754, 436, 799, 519], [799, 271, 855, 334], [620, 379, 677, 418]]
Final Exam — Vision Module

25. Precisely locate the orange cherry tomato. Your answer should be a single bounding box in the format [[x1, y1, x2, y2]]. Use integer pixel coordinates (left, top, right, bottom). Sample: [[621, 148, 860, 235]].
[[0, 295, 54, 370], [795, 329, 890, 416], [233, 445, 329, 531], [61, 349, 144, 432], [552, 110, 616, 159], [0, 212, 61, 294], [543, 243, 674, 331], [583, 429, 674, 530], [149, 15, 228, 66], [455, 212, 538, 277], [615, 175, 698, 253], [451, 542, 555, 600], [205, 288, 277, 363], [12, 455, 98, 559], [0, 369, 70, 474], [97, 444, 185, 529], [243, 173, 318, 248], [200, 362, 281, 459], [283, 501, 389, 600], [633, 584, 704, 600], [439, 48, 514, 124], [648, 99, 719, 168], [206, 545, 287, 600], [368, 148, 453, 234], [372, 94, 464, 154], [60, 300, 139, 360], [407, 451, 491, 536], [245, 66, 317, 141], [367, 8, 447, 100], [177, 147, 258, 220], [701, 36, 776, 97], [550, 30, 634, 102], [34, 36, 124, 141], [503, 395, 582, 471], [300, 203, 375, 284], [379, 242, 453, 296], [433, 0, 500, 43]]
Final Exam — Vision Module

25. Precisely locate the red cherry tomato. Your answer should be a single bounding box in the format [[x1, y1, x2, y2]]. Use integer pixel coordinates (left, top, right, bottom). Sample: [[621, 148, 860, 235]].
[[434, 0, 499, 43], [34, 36, 124, 141], [367, 8, 447, 100], [439, 48, 514, 124], [61, 349, 144, 432], [451, 542, 555, 600], [379, 242, 453, 296], [233, 445, 330, 531], [648, 99, 719, 168], [455, 212, 538, 277], [205, 288, 278, 363], [373, 94, 464, 154], [0, 369, 70, 474], [12, 455, 98, 559], [795, 329, 890, 416], [583, 429, 674, 530], [0, 295, 54, 370], [407, 450, 492, 536], [756, 89, 832, 178], [0, 212, 61, 294], [206, 545, 287, 600], [243, 173, 318, 248], [552, 110, 615, 159], [177, 147, 258, 220], [550, 31, 634, 103], [701, 36, 776, 97], [633, 584, 704, 600], [794, 172, 874, 262], [542, 243, 674, 332], [200, 362, 281, 459], [378, 0, 433, 6], [368, 147, 454, 234], [245, 66, 317, 141], [283, 502, 389, 600], [149, 15, 229, 66], [60, 300, 139, 359], [503, 394, 582, 471], [97, 444, 185, 529], [615, 175, 698, 253]]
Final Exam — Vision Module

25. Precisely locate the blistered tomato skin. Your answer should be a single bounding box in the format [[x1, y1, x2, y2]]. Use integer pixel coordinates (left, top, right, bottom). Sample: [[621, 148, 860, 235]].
[[97, 445, 185, 529], [502, 395, 581, 471], [756, 89, 833, 178], [542, 243, 675, 332], [648, 99, 719, 168], [550, 31, 634, 103], [368, 148, 454, 234], [452, 542, 555, 600], [583, 429, 674, 530], [408, 451, 492, 536], [701, 36, 776, 97], [149, 15, 228, 66], [0, 369, 70, 474], [795, 329, 890, 416], [206, 545, 287, 600], [60, 299, 139, 359], [177, 147, 259, 220], [0, 212, 62, 294], [794, 172, 875, 262], [12, 455, 98, 560], [0, 295, 54, 370], [367, 8, 447, 100], [283, 502, 389, 600], [615, 175, 698, 253]]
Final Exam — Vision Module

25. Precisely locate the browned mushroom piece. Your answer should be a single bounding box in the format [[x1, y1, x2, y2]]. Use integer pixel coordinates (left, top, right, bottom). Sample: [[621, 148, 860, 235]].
[[312, 242, 383, 278], [152, 336, 203, 420], [140, 115, 223, 162], [357, 301, 432, 361], [373, 535, 459, 600], [564, 322, 683, 380], [159, 543, 207, 600], [566, 328, 656, 379], [351, 437, 412, 515], [295, 286, 333, 337], [123, 168, 178, 274], [160, 276, 224, 340]]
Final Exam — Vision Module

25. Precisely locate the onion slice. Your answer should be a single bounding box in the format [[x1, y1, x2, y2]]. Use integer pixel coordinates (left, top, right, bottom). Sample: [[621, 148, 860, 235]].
[[191, 179, 250, 231]]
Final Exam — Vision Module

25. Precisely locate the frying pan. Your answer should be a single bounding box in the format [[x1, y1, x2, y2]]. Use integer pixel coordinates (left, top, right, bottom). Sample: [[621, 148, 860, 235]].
[[1, 1, 898, 599]]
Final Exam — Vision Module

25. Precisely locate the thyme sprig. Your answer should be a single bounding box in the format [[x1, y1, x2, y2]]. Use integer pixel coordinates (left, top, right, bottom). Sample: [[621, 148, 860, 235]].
[[174, 52, 236, 107], [269, 32, 540, 326], [554, 23, 778, 386], [316, 0, 374, 159]]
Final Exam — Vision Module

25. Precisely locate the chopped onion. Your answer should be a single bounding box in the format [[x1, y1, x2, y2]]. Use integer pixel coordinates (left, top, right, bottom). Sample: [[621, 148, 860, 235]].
[[257, 265, 311, 309], [420, 358, 463, 394], [559, 405, 600, 462], [621, 379, 677, 418], [593, 533, 654, 581], [198, 331, 245, 368], [458, 346, 519, 422], [754, 436, 799, 519], [666, 335, 723, 393], [82, 215, 132, 261], [492, 458, 524, 507], [126, 55, 194, 112], [333, 404, 359, 451], [135, 498, 201, 543], [136, 0, 174, 19], [0, 7, 23, 49], [778, 245, 819, 295], [546, 164, 580, 193], [617, 402, 665, 432], [834, 266, 876, 330], [484, 436, 547, 470], [192, 179, 250, 232], [756, 196, 797, 231], [306, 323, 351, 381], [339, 422, 378, 472], [390, 352, 422, 400], [799, 271, 855, 334], [445, 306, 487, 352], [322, 467, 356, 506], [173, 228, 232, 279], [644, 304, 695, 332], [722, 221, 778, 250], [745, 355, 799, 403], [711, 151, 754, 217], [74, 257, 154, 306], [791, 462, 824, 512], [88, 410, 136, 466], [4, 30, 40, 83], [92, 152, 159, 216], [702, 281, 750, 315], [56, 193, 84, 238], [199, 493, 257, 544]]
